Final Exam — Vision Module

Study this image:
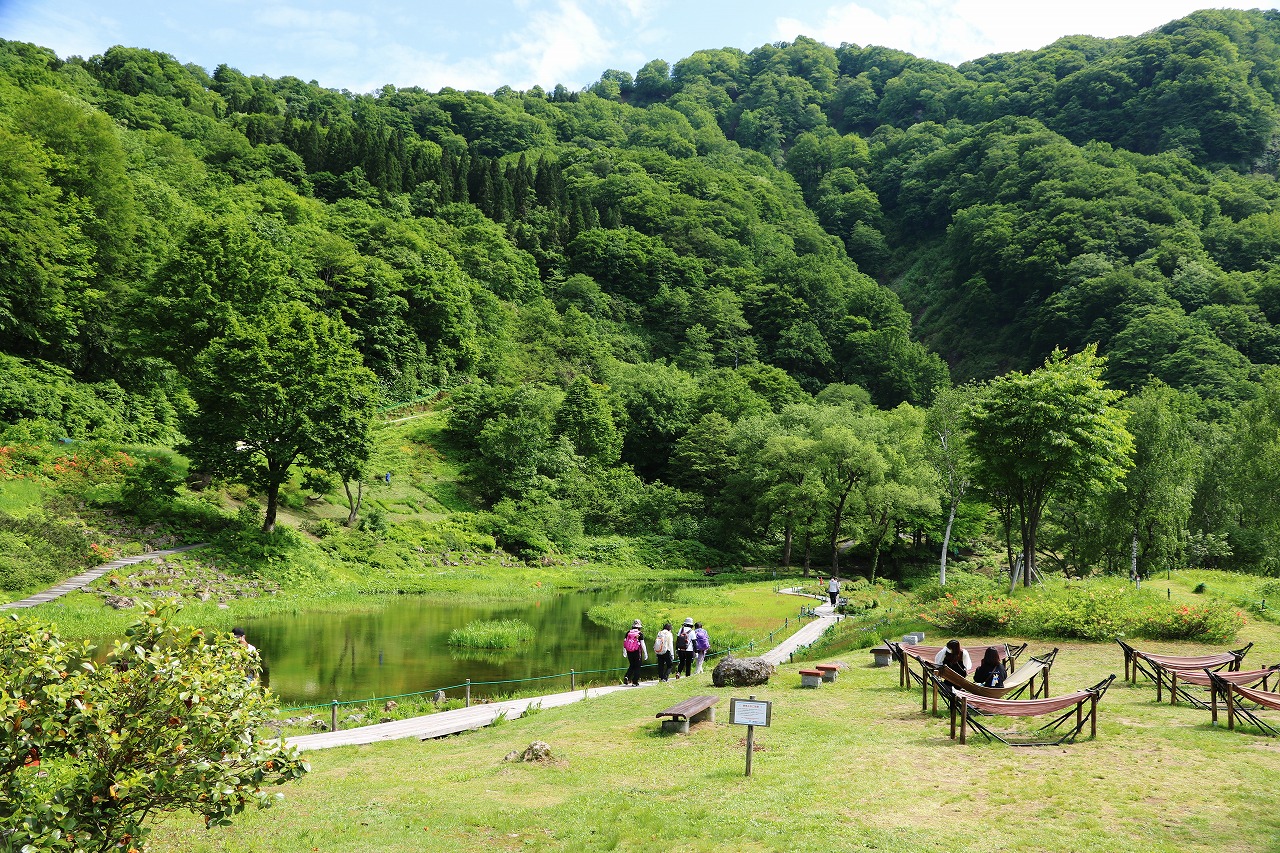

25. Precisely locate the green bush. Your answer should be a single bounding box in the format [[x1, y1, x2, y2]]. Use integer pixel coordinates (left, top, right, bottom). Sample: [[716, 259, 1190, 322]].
[[917, 593, 1022, 635], [0, 510, 98, 591], [912, 570, 1001, 603], [1134, 601, 1245, 643]]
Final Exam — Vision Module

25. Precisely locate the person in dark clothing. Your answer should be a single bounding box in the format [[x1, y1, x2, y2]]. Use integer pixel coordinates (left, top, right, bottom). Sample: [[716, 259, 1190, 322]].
[[675, 617, 695, 678], [973, 646, 1007, 688]]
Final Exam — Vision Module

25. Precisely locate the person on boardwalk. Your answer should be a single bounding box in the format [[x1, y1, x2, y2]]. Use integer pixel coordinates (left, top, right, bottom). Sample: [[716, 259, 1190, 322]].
[[676, 617, 695, 678], [622, 619, 648, 685], [654, 621, 674, 682], [693, 621, 711, 674], [973, 646, 1007, 688], [827, 575, 840, 607]]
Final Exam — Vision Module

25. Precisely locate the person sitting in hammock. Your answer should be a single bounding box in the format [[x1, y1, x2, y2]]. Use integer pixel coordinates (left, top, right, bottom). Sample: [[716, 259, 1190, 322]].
[[973, 646, 1007, 689]]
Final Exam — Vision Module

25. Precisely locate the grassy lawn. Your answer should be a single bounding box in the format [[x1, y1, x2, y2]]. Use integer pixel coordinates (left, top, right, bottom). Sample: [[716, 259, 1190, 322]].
[[149, 594, 1280, 853]]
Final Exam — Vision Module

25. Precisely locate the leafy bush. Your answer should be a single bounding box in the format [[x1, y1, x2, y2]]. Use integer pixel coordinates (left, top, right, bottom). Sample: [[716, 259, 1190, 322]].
[[917, 593, 1022, 635], [912, 570, 1001, 603], [1134, 602, 1245, 643], [448, 619, 535, 648], [0, 510, 98, 591]]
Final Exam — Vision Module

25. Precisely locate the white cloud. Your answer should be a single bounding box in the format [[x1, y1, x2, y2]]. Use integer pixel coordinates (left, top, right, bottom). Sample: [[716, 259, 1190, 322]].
[[775, 0, 1217, 65], [492, 0, 615, 89]]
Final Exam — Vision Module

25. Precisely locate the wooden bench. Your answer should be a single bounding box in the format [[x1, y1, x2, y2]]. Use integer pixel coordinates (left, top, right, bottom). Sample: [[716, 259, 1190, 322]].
[[656, 695, 720, 733], [800, 669, 823, 688], [816, 664, 840, 682]]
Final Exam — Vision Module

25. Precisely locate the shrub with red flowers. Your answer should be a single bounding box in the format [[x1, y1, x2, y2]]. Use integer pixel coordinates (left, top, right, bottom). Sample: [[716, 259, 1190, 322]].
[[918, 593, 1022, 635], [1136, 601, 1245, 643]]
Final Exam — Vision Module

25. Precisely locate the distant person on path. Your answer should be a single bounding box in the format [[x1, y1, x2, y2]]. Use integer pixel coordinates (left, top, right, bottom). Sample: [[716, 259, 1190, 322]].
[[973, 646, 1007, 688], [693, 622, 711, 674], [676, 617, 695, 678], [827, 575, 840, 607], [654, 621, 674, 682], [622, 619, 648, 685]]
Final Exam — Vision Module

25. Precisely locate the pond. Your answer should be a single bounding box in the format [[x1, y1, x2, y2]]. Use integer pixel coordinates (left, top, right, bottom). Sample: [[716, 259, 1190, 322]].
[[245, 586, 672, 707]]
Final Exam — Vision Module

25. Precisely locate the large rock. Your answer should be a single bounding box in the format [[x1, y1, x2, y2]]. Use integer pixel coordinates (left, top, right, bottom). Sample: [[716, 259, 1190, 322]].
[[711, 655, 774, 687]]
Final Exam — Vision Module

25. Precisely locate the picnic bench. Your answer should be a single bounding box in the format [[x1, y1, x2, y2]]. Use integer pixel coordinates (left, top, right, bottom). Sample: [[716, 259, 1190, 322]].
[[799, 668, 824, 688], [656, 695, 720, 733]]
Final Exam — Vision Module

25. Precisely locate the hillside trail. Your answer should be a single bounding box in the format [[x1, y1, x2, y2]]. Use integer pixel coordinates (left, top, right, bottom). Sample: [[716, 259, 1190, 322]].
[[284, 588, 842, 751], [0, 544, 206, 611]]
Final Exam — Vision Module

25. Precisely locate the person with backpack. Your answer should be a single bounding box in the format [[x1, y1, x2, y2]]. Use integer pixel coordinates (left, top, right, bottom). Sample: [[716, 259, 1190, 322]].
[[693, 621, 711, 674], [622, 619, 648, 685], [675, 617, 695, 679], [654, 621, 675, 682], [827, 575, 840, 607]]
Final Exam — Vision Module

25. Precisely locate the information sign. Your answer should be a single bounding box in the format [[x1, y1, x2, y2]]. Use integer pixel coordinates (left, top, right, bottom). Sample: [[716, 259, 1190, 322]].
[[730, 698, 772, 727]]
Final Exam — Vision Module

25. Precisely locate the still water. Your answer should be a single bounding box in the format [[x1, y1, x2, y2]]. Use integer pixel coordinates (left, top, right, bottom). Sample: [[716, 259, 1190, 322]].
[[247, 587, 667, 706]]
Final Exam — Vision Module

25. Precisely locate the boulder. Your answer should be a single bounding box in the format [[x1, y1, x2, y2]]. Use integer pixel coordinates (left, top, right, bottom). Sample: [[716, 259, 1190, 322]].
[[505, 741, 553, 762], [711, 655, 774, 687]]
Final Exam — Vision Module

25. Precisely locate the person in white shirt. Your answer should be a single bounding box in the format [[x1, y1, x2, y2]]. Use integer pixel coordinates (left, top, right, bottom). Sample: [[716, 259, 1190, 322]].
[[934, 639, 972, 674], [827, 576, 840, 606], [654, 622, 675, 682]]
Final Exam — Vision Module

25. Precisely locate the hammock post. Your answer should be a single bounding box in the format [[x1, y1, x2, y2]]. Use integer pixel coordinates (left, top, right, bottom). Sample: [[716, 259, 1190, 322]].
[[950, 696, 957, 740], [1226, 682, 1236, 731], [1155, 667, 1163, 703], [922, 668, 929, 713], [1090, 693, 1098, 739], [1170, 671, 1178, 706], [1077, 698, 1083, 736], [959, 695, 968, 745], [1210, 677, 1218, 725]]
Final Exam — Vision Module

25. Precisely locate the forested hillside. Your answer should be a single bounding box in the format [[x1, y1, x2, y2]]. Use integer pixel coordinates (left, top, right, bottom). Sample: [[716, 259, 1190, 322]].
[[6, 8, 1280, 579]]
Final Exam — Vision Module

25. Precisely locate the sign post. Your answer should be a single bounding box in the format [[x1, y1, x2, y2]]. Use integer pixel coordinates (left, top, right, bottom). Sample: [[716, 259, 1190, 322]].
[[729, 695, 772, 777]]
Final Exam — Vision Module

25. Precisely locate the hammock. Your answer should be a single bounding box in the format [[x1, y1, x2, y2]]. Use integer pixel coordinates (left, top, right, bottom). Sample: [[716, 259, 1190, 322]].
[[1160, 665, 1278, 711], [1206, 670, 1280, 737], [889, 641, 1027, 689], [950, 675, 1116, 746], [922, 649, 1058, 716], [1116, 639, 1251, 685]]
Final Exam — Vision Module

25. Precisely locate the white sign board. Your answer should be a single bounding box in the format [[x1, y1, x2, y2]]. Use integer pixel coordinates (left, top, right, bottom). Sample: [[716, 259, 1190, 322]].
[[729, 698, 772, 727]]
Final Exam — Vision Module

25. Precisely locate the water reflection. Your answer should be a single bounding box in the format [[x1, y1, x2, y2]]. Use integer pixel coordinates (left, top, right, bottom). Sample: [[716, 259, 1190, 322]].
[[243, 586, 668, 705]]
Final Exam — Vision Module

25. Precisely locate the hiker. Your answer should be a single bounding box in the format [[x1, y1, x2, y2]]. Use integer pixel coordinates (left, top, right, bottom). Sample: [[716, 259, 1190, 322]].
[[675, 617, 696, 678], [622, 619, 648, 685], [693, 621, 711, 674], [973, 646, 1007, 688], [654, 621, 675, 682], [827, 575, 840, 606]]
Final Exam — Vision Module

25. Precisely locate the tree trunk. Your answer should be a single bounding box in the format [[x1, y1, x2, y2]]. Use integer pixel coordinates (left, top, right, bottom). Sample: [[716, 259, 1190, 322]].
[[1130, 524, 1140, 589], [782, 517, 794, 567], [829, 489, 851, 575], [802, 532, 812, 576], [263, 481, 280, 534], [940, 498, 958, 586], [343, 477, 363, 526]]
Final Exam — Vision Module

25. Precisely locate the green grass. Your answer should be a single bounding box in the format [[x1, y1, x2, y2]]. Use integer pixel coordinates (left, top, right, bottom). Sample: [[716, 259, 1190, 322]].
[[448, 618, 536, 648], [0, 477, 45, 513], [149, 591, 1280, 853]]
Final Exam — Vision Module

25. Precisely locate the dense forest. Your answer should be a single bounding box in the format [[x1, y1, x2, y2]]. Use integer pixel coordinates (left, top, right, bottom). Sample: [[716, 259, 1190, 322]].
[[5, 8, 1280, 580]]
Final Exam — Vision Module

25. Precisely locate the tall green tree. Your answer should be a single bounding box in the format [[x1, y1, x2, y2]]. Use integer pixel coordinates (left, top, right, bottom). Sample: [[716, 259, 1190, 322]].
[[183, 302, 378, 532], [968, 346, 1133, 584], [925, 385, 976, 584]]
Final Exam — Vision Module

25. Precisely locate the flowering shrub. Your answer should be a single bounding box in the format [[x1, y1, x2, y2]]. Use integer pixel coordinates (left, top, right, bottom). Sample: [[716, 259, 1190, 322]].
[[1135, 602, 1245, 643], [918, 593, 1021, 635], [1019, 586, 1136, 640]]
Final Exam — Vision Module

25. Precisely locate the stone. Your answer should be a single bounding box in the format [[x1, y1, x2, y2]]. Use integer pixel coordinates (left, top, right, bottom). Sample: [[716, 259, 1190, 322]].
[[432, 690, 446, 704], [519, 741, 552, 762], [711, 655, 774, 688], [384, 700, 399, 712]]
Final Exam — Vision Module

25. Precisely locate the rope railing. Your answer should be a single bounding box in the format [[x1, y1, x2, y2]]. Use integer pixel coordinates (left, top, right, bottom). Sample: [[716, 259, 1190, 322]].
[[275, 608, 820, 718]]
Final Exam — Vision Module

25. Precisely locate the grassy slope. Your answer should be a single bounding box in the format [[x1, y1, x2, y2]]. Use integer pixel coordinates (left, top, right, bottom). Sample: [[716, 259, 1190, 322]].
[[150, 593, 1280, 853]]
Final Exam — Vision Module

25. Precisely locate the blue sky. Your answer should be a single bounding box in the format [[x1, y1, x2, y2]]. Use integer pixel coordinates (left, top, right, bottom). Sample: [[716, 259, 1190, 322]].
[[0, 1, 1271, 94]]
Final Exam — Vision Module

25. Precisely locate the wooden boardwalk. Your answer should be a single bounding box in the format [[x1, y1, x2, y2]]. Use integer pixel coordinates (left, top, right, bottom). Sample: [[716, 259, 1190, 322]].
[[0, 544, 206, 611], [286, 588, 842, 752]]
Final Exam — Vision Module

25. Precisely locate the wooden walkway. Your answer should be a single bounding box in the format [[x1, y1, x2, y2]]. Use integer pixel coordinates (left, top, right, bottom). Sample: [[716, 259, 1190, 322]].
[[286, 587, 842, 752], [0, 544, 206, 611]]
